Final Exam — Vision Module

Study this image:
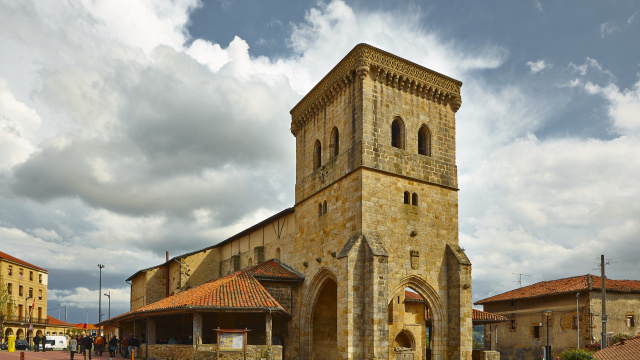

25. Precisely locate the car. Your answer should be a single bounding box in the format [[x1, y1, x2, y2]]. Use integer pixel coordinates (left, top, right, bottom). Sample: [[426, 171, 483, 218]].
[[0, 342, 7, 350], [14, 340, 29, 350]]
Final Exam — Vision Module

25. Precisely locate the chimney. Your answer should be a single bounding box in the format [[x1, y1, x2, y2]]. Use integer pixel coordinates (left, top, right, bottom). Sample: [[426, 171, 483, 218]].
[[166, 251, 169, 262]]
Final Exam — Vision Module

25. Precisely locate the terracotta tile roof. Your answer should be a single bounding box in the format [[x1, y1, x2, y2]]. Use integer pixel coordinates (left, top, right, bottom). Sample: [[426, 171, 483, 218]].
[[472, 309, 508, 323], [47, 316, 74, 327], [246, 259, 304, 281], [594, 332, 640, 360], [405, 291, 506, 323], [404, 290, 425, 302], [107, 269, 288, 324], [475, 274, 640, 305], [0, 250, 48, 272]]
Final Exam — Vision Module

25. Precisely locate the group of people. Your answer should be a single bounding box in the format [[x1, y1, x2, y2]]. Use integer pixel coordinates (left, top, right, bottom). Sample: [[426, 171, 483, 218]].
[[32, 334, 47, 352], [66, 333, 131, 359]]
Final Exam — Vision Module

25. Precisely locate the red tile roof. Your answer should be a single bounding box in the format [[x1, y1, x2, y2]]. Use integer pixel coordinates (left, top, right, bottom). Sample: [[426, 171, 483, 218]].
[[0, 250, 48, 272], [594, 332, 640, 360], [246, 259, 304, 281], [404, 290, 425, 302], [107, 264, 291, 324], [405, 291, 506, 323], [472, 309, 508, 323], [47, 316, 74, 327], [475, 275, 640, 305]]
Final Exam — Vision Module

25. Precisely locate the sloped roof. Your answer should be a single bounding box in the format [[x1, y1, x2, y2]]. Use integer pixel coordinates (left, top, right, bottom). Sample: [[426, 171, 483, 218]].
[[475, 274, 640, 305], [107, 262, 294, 324], [246, 259, 304, 281], [0, 251, 48, 272], [47, 316, 74, 327], [594, 332, 640, 360], [404, 290, 506, 324], [126, 207, 295, 281]]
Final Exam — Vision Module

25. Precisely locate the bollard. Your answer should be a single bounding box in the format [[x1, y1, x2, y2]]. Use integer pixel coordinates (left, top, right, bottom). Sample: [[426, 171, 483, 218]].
[[20, 352, 25, 360]]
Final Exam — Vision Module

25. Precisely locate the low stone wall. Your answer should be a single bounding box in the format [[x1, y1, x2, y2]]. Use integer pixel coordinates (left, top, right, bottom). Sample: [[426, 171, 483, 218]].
[[472, 350, 500, 360], [139, 344, 282, 360]]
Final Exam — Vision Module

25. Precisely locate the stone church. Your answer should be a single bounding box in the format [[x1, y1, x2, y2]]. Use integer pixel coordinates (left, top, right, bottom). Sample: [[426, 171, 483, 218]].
[[105, 43, 473, 360]]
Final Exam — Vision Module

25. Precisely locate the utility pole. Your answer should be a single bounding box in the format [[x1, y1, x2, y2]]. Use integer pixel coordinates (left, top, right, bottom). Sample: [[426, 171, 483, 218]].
[[98, 264, 105, 335], [601, 255, 607, 349]]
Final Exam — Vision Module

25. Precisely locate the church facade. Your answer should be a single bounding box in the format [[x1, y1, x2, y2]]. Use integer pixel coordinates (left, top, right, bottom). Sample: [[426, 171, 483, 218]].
[[117, 44, 472, 360]]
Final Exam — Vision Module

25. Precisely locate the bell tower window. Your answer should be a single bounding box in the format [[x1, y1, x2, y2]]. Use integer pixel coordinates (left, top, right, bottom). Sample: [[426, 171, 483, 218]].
[[330, 127, 339, 159], [391, 118, 405, 149], [314, 140, 322, 170], [418, 125, 431, 156]]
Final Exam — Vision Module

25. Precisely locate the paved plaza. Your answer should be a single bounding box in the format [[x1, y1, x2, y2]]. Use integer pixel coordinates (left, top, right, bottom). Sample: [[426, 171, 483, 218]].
[[0, 351, 120, 360]]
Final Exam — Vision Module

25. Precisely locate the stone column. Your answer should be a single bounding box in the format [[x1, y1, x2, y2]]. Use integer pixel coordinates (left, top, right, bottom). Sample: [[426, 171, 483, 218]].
[[193, 313, 203, 347], [265, 313, 272, 346]]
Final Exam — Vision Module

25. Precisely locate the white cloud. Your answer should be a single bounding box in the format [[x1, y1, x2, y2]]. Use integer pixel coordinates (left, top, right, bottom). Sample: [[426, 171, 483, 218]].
[[533, 0, 543, 12], [526, 59, 549, 74], [600, 21, 620, 38]]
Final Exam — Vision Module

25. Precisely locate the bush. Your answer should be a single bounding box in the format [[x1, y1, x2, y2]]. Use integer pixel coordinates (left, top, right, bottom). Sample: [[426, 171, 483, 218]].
[[585, 343, 600, 352], [612, 333, 629, 345], [560, 348, 595, 360]]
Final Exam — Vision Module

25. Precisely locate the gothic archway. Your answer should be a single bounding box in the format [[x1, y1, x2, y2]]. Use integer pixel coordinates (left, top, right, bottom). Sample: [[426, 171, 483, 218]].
[[388, 275, 447, 359], [301, 267, 338, 359]]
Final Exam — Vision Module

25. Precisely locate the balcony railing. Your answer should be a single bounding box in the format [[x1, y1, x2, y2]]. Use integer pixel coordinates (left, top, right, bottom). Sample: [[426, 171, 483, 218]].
[[3, 315, 49, 325]]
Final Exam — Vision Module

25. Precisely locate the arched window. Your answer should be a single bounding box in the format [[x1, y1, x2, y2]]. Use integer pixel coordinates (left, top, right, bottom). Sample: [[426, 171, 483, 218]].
[[404, 191, 410, 204], [314, 140, 322, 169], [319, 203, 323, 217], [391, 118, 405, 149], [418, 125, 431, 156], [323, 200, 327, 214], [330, 127, 339, 159], [412, 193, 418, 206]]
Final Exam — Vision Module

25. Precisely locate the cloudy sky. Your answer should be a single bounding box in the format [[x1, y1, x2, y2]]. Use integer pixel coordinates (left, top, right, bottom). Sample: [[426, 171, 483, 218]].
[[1, 0, 639, 324]]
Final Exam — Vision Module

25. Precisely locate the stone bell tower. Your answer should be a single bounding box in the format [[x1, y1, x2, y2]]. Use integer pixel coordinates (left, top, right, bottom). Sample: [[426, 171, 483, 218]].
[[289, 44, 472, 360]]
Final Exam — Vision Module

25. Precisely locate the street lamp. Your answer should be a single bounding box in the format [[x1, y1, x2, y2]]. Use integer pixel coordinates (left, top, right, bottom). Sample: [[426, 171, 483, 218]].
[[24, 296, 32, 345], [544, 310, 552, 360], [98, 264, 105, 333], [104, 291, 111, 319]]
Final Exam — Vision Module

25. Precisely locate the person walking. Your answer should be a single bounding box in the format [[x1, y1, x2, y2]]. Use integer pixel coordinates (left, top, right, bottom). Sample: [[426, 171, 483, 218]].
[[128, 335, 139, 358], [108, 335, 119, 357], [82, 333, 93, 360], [70, 335, 78, 360], [121, 335, 129, 358], [33, 334, 41, 352], [41, 334, 47, 352], [94, 334, 104, 356]]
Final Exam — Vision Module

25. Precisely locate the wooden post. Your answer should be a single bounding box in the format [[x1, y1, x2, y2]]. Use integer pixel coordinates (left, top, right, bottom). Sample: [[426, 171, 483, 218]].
[[265, 313, 273, 346], [193, 313, 203, 347]]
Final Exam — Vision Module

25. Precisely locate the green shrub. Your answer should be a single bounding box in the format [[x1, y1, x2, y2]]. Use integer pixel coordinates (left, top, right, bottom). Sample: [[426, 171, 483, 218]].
[[559, 348, 595, 360], [612, 333, 629, 345]]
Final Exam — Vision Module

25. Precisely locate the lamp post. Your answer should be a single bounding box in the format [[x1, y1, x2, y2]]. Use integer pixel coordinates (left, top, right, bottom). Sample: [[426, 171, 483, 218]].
[[104, 291, 111, 319], [544, 310, 552, 360], [98, 264, 105, 334], [24, 296, 32, 345]]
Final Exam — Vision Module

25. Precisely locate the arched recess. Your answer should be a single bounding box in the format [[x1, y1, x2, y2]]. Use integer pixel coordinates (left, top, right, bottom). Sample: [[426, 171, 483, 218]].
[[314, 140, 322, 170], [330, 127, 340, 159], [418, 124, 432, 156], [394, 329, 415, 349], [275, 247, 281, 261], [301, 267, 338, 359], [388, 275, 447, 359], [391, 117, 406, 150]]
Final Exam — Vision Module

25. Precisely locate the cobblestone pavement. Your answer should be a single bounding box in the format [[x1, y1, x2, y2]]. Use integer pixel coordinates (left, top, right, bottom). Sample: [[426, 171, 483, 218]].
[[0, 350, 124, 360]]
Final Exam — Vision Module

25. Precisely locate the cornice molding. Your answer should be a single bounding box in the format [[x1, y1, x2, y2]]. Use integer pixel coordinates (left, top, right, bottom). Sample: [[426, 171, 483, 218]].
[[290, 43, 463, 136]]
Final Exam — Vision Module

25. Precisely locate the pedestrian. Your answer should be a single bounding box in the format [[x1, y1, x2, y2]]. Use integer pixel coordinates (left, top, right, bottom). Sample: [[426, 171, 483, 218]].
[[41, 334, 47, 352], [121, 335, 129, 358], [70, 335, 78, 360], [33, 334, 41, 352], [128, 335, 139, 358], [82, 333, 93, 360], [108, 335, 119, 357], [94, 334, 104, 356]]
